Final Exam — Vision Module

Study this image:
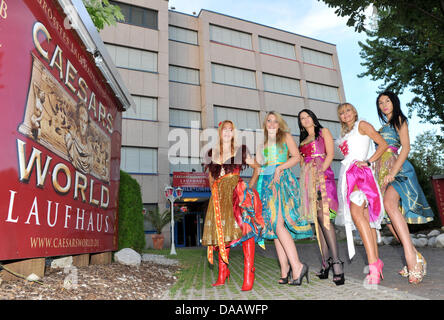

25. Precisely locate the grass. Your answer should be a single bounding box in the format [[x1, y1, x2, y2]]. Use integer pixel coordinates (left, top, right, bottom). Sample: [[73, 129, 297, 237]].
[[143, 247, 206, 297]]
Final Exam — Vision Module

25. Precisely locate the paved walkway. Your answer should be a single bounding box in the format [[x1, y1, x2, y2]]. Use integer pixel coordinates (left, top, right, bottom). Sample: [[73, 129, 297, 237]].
[[167, 242, 443, 300]]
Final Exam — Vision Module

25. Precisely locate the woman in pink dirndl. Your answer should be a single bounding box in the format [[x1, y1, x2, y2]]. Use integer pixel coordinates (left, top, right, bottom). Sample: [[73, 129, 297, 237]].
[[298, 109, 344, 285]]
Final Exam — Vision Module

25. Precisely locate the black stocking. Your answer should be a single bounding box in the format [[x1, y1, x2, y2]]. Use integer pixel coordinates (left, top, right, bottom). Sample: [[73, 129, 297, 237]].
[[317, 221, 330, 267], [317, 205, 343, 278]]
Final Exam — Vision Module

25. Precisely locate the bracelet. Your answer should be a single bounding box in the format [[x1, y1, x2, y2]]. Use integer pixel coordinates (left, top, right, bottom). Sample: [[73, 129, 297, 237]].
[[366, 160, 371, 167]]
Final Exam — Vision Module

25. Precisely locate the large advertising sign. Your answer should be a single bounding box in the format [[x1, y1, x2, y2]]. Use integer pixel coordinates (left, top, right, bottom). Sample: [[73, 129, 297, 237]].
[[0, 0, 125, 260]]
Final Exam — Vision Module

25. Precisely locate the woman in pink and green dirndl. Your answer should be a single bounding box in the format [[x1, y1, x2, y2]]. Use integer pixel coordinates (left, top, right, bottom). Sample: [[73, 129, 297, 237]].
[[298, 109, 344, 286]]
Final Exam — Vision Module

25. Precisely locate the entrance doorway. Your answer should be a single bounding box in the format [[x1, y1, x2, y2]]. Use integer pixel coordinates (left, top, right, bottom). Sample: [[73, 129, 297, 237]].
[[175, 212, 200, 247], [174, 200, 208, 247]]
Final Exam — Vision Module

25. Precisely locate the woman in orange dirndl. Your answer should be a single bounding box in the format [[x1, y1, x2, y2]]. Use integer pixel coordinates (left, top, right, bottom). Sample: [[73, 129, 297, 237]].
[[202, 120, 264, 291]]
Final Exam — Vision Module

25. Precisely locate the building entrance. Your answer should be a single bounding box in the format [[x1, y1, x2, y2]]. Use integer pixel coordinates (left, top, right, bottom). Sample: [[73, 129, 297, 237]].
[[174, 201, 208, 247], [175, 212, 200, 247]]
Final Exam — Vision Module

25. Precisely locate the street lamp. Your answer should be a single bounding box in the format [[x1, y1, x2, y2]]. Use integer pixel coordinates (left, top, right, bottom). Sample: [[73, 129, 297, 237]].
[[164, 186, 183, 255]]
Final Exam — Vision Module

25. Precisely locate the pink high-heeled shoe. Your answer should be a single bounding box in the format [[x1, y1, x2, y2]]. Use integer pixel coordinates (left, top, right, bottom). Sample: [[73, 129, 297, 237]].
[[376, 258, 384, 280], [365, 259, 383, 285]]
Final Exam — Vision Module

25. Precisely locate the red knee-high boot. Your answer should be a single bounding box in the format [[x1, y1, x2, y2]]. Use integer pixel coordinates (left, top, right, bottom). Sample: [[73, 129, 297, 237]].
[[241, 237, 255, 291], [212, 247, 230, 287]]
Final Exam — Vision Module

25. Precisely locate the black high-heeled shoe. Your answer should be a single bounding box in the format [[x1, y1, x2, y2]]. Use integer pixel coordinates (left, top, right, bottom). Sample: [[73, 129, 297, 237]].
[[316, 257, 332, 280], [289, 263, 309, 286], [332, 259, 345, 286], [278, 266, 291, 284]]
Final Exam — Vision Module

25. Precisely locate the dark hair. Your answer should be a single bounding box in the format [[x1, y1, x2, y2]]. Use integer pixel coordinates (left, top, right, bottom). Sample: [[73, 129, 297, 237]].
[[376, 91, 407, 130], [297, 109, 323, 143]]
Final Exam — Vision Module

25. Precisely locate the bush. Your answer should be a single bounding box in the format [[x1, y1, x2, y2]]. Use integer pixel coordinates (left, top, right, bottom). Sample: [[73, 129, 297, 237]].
[[146, 207, 172, 234], [146, 206, 185, 234], [117, 170, 146, 252]]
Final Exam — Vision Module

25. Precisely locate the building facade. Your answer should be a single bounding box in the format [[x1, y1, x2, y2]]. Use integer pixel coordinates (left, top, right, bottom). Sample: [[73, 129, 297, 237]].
[[100, 0, 346, 248]]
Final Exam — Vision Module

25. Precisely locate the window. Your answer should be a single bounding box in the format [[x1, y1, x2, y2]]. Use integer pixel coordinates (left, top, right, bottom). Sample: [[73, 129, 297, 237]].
[[214, 106, 260, 130], [211, 63, 256, 89], [209, 25, 252, 50], [282, 115, 300, 136], [120, 147, 157, 174], [241, 167, 254, 178], [169, 65, 200, 85], [263, 73, 301, 96], [306, 82, 340, 103], [259, 37, 296, 60], [301, 47, 334, 69], [169, 157, 203, 173], [319, 120, 341, 140], [105, 44, 157, 72], [143, 204, 158, 232], [169, 25, 198, 45], [110, 1, 158, 29], [331, 160, 342, 177], [170, 109, 201, 128], [124, 96, 157, 121]]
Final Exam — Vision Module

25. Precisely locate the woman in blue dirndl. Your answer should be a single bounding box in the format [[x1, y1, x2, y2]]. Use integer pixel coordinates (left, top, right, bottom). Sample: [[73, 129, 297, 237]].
[[374, 91, 434, 284], [256, 112, 312, 285]]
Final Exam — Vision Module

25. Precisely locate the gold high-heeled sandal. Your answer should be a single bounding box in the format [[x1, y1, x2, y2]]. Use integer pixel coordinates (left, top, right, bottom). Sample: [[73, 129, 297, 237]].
[[399, 266, 409, 277], [408, 252, 427, 284]]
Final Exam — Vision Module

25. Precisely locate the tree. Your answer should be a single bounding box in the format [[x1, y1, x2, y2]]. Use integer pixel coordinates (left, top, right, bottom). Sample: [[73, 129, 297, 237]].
[[319, 0, 444, 133], [410, 130, 444, 173], [82, 0, 124, 31]]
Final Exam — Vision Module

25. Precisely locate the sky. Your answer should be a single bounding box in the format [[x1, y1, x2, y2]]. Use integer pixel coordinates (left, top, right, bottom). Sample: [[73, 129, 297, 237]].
[[167, 0, 440, 142]]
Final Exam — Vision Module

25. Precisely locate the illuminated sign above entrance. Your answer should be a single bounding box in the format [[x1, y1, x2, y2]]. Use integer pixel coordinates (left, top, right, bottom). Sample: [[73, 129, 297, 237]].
[[172, 172, 210, 189]]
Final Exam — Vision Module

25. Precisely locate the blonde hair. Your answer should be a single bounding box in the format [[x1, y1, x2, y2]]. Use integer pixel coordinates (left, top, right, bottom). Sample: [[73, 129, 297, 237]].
[[263, 111, 289, 146], [337, 103, 358, 136]]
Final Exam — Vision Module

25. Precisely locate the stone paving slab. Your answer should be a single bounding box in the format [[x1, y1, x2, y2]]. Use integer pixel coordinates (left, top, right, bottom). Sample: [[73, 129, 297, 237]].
[[167, 246, 428, 300]]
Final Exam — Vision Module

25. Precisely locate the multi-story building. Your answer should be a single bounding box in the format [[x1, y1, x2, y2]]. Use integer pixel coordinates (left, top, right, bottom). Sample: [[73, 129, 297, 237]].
[[100, 0, 346, 248]]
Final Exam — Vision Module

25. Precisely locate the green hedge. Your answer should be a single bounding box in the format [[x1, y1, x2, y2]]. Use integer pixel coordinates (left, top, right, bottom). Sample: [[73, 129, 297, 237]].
[[117, 170, 146, 252]]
